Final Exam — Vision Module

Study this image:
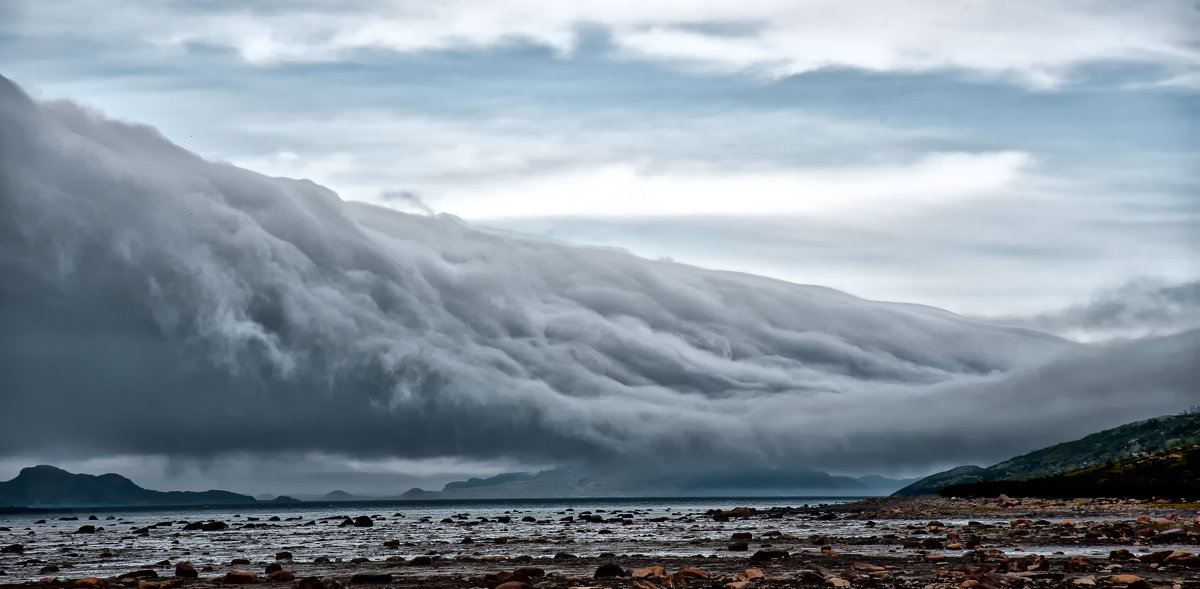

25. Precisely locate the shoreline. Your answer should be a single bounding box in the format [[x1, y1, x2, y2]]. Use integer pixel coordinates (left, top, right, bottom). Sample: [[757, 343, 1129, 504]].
[[2, 497, 1197, 588]]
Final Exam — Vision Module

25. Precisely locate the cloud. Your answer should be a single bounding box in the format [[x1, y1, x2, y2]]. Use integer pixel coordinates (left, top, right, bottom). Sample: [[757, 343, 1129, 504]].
[[987, 278, 1200, 343], [6, 1, 1197, 89], [0, 75, 1195, 486]]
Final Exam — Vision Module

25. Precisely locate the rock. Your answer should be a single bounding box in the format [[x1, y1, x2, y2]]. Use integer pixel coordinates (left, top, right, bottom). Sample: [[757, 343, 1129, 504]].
[[320, 577, 343, 589], [353, 516, 373, 527], [731, 532, 753, 540], [1109, 575, 1142, 584], [73, 578, 106, 588], [853, 564, 885, 573], [553, 552, 577, 560], [275, 552, 293, 560], [728, 541, 749, 551], [726, 582, 754, 589], [222, 571, 258, 584], [201, 521, 227, 531], [349, 558, 369, 565], [969, 549, 1007, 562], [295, 577, 322, 589], [119, 570, 158, 579], [750, 549, 788, 562], [494, 583, 531, 589], [382, 540, 400, 549], [265, 563, 282, 574], [493, 536, 508, 544], [925, 554, 946, 563], [825, 578, 851, 588], [922, 538, 944, 549], [632, 566, 666, 579], [737, 569, 765, 581], [338, 518, 355, 527], [349, 573, 391, 583], [1138, 550, 1174, 564], [38, 565, 60, 575], [76, 525, 96, 534], [513, 567, 545, 578], [1109, 549, 1135, 561], [594, 563, 627, 578], [676, 568, 708, 579], [267, 571, 294, 582], [1066, 556, 1094, 572], [408, 556, 432, 566], [1, 544, 24, 554], [231, 558, 251, 565], [174, 563, 198, 578], [1164, 551, 1200, 566]]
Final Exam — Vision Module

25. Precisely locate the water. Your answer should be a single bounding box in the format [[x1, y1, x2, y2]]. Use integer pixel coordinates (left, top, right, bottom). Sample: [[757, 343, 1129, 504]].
[[0, 497, 859, 581]]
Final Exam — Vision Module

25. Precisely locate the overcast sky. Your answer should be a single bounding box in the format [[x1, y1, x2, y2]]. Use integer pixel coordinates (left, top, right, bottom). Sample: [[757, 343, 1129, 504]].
[[3, 0, 1196, 316], [1, 1, 1198, 496]]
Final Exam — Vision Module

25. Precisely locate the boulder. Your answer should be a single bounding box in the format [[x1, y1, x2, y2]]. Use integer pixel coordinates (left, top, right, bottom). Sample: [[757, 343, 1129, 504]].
[[174, 563, 198, 578], [275, 552, 293, 560], [295, 577, 322, 589], [264, 563, 282, 574], [73, 578, 106, 588], [737, 569, 765, 581], [352, 516, 373, 527], [594, 563, 627, 578], [750, 549, 788, 562], [731, 532, 753, 540], [76, 525, 97, 534], [1, 544, 23, 554], [348, 573, 391, 584], [267, 571, 294, 582], [513, 567, 544, 578], [728, 541, 749, 551], [200, 521, 227, 532], [222, 571, 258, 584], [632, 566, 666, 579], [408, 556, 432, 566], [119, 570, 158, 580]]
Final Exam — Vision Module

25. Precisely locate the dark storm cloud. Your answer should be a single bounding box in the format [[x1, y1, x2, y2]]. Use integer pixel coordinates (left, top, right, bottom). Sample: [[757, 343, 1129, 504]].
[[0, 75, 1196, 478]]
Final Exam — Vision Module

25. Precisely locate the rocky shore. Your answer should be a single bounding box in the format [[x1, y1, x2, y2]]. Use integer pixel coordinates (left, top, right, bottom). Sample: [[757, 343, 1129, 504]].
[[1, 497, 1198, 589]]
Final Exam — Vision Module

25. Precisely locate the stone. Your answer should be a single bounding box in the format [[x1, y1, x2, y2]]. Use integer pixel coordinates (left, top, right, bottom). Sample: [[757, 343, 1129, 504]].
[[1, 544, 23, 554], [201, 521, 227, 531], [728, 541, 749, 551], [353, 516, 373, 527], [737, 569, 765, 581], [594, 563, 627, 578], [553, 552, 577, 560], [382, 540, 400, 549], [725, 582, 753, 589], [731, 532, 753, 540], [275, 552, 293, 560], [232, 558, 251, 565], [750, 549, 788, 562], [494, 583, 530, 589], [265, 563, 283, 574], [267, 571, 294, 582], [632, 566, 666, 579], [74, 578, 106, 588], [1109, 575, 1142, 584], [853, 564, 885, 572], [676, 568, 708, 579], [1066, 556, 1093, 572], [825, 578, 851, 588], [119, 570, 158, 579], [222, 571, 258, 584], [295, 577, 322, 589], [408, 556, 432, 566], [320, 577, 343, 589], [349, 573, 391, 584], [76, 525, 97, 534], [1109, 549, 1135, 561], [513, 567, 545, 578], [174, 563, 198, 578]]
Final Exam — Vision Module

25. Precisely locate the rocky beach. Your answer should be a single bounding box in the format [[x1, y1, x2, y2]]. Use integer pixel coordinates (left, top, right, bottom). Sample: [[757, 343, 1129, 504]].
[[2, 497, 1198, 589]]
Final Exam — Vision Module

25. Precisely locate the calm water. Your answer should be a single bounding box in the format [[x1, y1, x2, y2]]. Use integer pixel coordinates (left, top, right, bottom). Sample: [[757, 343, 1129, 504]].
[[0, 497, 859, 581]]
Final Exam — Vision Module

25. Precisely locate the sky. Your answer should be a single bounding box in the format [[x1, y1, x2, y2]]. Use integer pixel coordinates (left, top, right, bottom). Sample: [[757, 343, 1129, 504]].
[[0, 1, 1198, 496]]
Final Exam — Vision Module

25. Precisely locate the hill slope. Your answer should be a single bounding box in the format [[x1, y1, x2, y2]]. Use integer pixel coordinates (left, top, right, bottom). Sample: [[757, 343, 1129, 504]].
[[0, 465, 256, 508], [941, 443, 1200, 499], [894, 413, 1200, 496]]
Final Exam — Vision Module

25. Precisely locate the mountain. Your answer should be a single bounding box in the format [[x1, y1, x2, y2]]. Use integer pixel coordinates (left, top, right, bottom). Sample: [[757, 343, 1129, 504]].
[[321, 490, 370, 501], [399, 468, 917, 499], [0, 465, 256, 508], [941, 443, 1200, 499], [893, 412, 1200, 496]]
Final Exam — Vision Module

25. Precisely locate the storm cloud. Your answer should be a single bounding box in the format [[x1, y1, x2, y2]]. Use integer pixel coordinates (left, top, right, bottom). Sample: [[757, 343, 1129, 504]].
[[0, 75, 1196, 485]]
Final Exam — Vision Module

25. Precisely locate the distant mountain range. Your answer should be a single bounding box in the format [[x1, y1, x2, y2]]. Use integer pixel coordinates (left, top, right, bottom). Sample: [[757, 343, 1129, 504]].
[[0, 465, 258, 508], [893, 412, 1200, 497]]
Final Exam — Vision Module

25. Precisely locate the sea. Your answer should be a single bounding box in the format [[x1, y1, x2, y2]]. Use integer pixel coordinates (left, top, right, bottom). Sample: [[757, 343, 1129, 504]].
[[0, 497, 862, 582]]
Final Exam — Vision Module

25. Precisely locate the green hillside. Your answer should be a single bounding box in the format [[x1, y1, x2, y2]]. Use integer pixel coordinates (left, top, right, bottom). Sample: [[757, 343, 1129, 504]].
[[941, 443, 1200, 499], [894, 412, 1200, 497]]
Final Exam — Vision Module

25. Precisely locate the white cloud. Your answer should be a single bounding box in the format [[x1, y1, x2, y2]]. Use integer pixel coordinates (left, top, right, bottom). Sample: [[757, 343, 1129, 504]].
[[8, 0, 1198, 89], [423, 151, 1033, 219]]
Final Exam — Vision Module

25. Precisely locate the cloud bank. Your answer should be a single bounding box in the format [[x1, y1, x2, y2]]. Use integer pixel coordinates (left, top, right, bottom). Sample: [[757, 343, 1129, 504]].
[[10, 0, 1197, 89], [0, 75, 1196, 486]]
